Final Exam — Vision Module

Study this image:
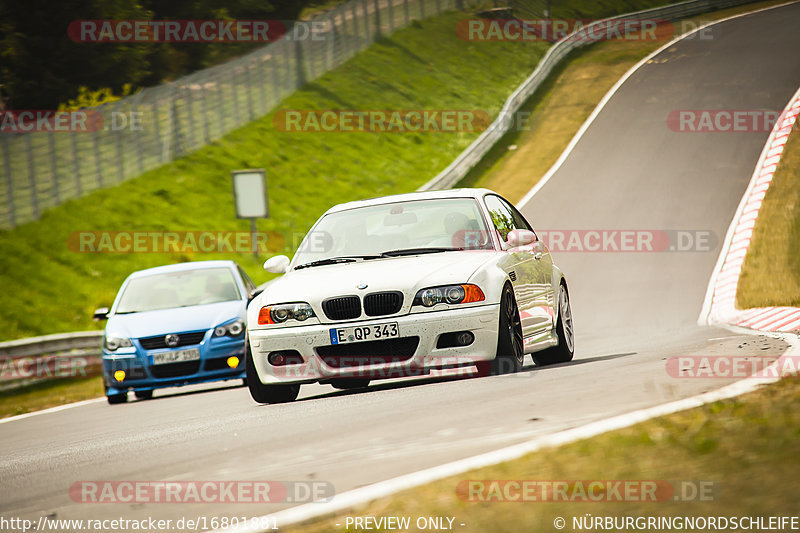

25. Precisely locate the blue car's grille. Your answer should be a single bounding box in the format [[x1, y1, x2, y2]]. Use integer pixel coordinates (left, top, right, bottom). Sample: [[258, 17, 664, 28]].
[[139, 331, 206, 350]]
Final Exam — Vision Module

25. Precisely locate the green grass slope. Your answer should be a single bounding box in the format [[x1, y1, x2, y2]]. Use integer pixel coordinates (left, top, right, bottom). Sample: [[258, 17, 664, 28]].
[[1, 1, 678, 340], [0, 11, 548, 340]]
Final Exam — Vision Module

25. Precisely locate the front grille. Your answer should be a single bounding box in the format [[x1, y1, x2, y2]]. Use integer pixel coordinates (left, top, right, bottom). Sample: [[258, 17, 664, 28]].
[[139, 331, 206, 350], [322, 296, 361, 320], [150, 360, 201, 378], [364, 291, 403, 316], [316, 337, 419, 367]]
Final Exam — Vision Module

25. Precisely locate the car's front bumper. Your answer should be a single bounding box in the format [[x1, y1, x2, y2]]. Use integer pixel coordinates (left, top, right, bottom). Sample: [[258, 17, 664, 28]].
[[248, 304, 500, 384], [102, 336, 246, 394]]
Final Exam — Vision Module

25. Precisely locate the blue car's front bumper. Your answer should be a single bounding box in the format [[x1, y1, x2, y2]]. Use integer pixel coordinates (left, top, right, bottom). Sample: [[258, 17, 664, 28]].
[[102, 331, 246, 395]]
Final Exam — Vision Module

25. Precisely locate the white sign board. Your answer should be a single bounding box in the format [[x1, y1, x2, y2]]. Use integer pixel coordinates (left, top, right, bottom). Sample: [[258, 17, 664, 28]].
[[231, 169, 268, 218]]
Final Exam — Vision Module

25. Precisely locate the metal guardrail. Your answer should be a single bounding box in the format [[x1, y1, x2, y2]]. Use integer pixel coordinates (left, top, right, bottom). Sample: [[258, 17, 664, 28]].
[[0, 331, 103, 389], [417, 0, 757, 191]]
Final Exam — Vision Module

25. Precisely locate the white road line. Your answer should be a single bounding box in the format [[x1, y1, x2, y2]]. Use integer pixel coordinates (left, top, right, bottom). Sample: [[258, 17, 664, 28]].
[[0, 397, 105, 425], [217, 334, 799, 533]]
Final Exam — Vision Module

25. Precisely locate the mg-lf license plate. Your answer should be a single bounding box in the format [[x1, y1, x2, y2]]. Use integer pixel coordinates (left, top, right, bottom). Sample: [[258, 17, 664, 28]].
[[330, 323, 399, 345], [152, 348, 200, 365]]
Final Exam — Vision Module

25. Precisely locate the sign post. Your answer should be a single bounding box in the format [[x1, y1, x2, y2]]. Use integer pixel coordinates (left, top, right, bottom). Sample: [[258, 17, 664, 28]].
[[231, 169, 269, 259]]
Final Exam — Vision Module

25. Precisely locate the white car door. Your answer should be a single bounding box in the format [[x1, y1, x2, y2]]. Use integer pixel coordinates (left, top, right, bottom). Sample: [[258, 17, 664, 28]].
[[484, 195, 555, 336]]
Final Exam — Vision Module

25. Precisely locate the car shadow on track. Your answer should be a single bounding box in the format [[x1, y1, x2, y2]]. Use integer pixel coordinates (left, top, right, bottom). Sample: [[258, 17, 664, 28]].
[[138, 381, 246, 402], [140, 352, 638, 404], [293, 351, 638, 403]]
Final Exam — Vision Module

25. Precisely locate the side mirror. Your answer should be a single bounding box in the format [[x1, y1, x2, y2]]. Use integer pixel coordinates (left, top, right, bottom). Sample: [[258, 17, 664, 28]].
[[506, 229, 537, 248], [263, 255, 290, 274], [93, 307, 110, 321], [247, 288, 264, 306]]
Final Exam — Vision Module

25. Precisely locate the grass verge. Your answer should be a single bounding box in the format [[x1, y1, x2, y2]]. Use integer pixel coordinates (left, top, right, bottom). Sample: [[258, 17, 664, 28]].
[[288, 376, 800, 533], [737, 122, 800, 308], [0, 377, 103, 419]]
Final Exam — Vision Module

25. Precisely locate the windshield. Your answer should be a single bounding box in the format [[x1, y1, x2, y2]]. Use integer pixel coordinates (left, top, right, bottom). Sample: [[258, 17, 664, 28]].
[[115, 267, 241, 314], [293, 198, 493, 268]]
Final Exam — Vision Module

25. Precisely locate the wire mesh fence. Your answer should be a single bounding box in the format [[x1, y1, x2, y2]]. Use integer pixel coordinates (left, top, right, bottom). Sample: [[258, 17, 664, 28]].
[[1, 0, 505, 230]]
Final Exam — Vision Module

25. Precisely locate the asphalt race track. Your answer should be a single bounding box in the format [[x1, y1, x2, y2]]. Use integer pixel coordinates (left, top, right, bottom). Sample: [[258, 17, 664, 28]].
[[2, 3, 800, 527]]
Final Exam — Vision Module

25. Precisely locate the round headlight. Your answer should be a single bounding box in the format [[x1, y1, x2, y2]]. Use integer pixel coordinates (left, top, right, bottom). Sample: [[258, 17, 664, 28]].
[[227, 321, 244, 336], [445, 286, 466, 304], [105, 337, 120, 351], [293, 305, 312, 321], [421, 288, 442, 307], [214, 326, 227, 337], [271, 307, 290, 323]]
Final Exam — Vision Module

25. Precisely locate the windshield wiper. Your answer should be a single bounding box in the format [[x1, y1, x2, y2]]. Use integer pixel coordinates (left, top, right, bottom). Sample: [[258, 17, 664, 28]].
[[380, 247, 462, 257], [294, 255, 381, 270]]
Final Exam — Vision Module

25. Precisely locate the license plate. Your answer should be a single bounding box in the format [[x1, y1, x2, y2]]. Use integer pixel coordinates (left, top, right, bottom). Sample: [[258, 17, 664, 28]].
[[152, 348, 200, 365], [330, 322, 399, 345]]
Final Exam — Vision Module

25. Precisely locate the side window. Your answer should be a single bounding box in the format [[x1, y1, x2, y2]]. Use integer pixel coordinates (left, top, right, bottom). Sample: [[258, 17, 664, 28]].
[[485, 195, 521, 242], [507, 203, 533, 232], [237, 266, 257, 294]]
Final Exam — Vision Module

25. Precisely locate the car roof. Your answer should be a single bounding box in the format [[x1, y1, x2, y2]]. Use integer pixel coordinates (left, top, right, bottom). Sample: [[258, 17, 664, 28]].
[[325, 188, 496, 214], [127, 260, 239, 279]]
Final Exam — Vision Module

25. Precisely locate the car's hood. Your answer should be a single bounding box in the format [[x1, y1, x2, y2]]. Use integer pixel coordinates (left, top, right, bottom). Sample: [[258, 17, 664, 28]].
[[256, 251, 496, 314], [106, 300, 245, 339]]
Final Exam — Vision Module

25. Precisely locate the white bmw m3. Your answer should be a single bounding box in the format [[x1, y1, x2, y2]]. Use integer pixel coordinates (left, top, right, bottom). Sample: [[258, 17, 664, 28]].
[[245, 188, 573, 403]]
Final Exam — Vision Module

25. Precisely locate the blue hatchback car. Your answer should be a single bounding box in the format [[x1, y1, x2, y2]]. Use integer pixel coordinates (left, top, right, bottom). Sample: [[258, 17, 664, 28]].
[[95, 260, 259, 404]]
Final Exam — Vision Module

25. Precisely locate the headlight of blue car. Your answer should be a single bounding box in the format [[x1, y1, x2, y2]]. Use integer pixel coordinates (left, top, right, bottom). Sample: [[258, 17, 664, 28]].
[[213, 320, 245, 337], [104, 336, 133, 351]]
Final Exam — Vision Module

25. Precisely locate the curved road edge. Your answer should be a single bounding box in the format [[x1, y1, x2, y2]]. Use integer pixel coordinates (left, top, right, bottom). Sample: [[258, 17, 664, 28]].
[[699, 86, 800, 331], [212, 339, 800, 533]]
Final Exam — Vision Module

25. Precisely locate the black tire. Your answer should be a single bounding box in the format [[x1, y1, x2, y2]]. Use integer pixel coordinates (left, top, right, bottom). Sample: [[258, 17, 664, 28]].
[[106, 392, 127, 404], [104, 383, 127, 404], [134, 390, 153, 400], [245, 333, 301, 404], [477, 283, 524, 376], [532, 282, 574, 366], [330, 379, 370, 390]]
